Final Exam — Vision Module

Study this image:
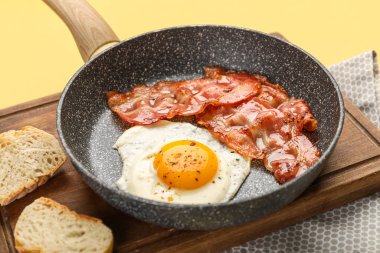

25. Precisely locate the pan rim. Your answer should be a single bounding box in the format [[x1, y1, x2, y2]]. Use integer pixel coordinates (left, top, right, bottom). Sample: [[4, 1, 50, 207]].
[[57, 24, 344, 209]]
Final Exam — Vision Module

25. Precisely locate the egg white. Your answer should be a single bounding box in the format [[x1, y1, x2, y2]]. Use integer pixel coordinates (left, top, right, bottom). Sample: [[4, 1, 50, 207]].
[[114, 120, 251, 204]]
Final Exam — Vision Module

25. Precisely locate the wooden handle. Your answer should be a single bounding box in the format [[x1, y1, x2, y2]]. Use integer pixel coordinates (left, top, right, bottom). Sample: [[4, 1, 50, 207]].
[[43, 0, 120, 62]]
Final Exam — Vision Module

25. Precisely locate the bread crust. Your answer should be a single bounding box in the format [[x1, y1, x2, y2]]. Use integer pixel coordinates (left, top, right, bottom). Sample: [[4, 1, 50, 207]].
[[0, 126, 66, 206], [14, 197, 113, 253], [14, 243, 43, 253], [15, 240, 113, 253], [0, 160, 65, 206]]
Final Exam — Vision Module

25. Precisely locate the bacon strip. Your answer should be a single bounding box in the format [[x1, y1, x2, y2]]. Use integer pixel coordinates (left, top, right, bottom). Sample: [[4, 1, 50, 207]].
[[257, 82, 289, 108], [107, 67, 263, 125], [196, 97, 320, 183], [108, 66, 320, 183], [278, 98, 318, 131], [264, 129, 320, 183], [196, 98, 276, 159]]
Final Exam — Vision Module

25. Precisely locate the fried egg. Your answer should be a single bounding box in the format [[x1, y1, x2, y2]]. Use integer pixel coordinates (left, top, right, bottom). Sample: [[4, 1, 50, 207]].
[[114, 121, 251, 204]]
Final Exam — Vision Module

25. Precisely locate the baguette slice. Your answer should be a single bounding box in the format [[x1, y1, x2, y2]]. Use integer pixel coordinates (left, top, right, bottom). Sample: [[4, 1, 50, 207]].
[[0, 126, 66, 206], [15, 197, 114, 253]]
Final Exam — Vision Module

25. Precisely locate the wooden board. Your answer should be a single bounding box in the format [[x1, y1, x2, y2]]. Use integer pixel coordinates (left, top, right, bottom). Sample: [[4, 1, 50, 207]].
[[1, 93, 380, 253]]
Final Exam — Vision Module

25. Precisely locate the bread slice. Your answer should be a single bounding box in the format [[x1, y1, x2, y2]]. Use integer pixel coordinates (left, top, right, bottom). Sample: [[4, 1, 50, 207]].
[[0, 126, 66, 206], [14, 197, 113, 253]]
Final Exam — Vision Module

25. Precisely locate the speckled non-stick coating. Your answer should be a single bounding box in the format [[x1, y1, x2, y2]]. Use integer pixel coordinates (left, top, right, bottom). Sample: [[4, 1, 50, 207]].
[[57, 26, 344, 230]]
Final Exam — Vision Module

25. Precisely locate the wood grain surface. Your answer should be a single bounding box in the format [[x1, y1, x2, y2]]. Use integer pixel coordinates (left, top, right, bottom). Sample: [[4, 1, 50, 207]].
[[0, 93, 380, 252], [43, 0, 119, 61]]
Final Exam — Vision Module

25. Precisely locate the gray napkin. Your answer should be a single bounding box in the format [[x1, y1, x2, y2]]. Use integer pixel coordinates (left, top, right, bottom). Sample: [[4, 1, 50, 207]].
[[227, 51, 380, 253], [329, 51, 380, 127]]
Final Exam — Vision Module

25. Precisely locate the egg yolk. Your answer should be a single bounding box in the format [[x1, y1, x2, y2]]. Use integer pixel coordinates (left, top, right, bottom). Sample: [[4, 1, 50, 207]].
[[153, 140, 218, 190]]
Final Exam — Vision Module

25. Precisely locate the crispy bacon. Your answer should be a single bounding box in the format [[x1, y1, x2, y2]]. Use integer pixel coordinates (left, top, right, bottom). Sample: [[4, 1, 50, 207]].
[[107, 67, 262, 125], [264, 130, 320, 183], [196, 98, 283, 159], [108, 66, 320, 183], [278, 98, 318, 131], [257, 82, 289, 108], [263, 127, 320, 183], [196, 97, 320, 183]]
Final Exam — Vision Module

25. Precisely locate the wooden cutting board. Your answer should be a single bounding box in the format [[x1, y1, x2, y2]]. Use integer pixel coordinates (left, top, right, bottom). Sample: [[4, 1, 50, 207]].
[[1, 93, 380, 253]]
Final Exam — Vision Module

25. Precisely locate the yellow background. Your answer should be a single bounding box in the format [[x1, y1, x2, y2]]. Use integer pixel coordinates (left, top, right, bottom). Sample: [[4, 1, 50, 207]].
[[0, 0, 379, 109]]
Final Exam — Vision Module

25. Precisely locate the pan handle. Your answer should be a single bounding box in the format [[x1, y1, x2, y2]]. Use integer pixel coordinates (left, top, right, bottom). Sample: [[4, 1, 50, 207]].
[[43, 0, 120, 62]]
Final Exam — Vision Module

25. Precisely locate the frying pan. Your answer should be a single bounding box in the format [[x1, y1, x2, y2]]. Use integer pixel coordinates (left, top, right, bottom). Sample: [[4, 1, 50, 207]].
[[44, 0, 344, 230]]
